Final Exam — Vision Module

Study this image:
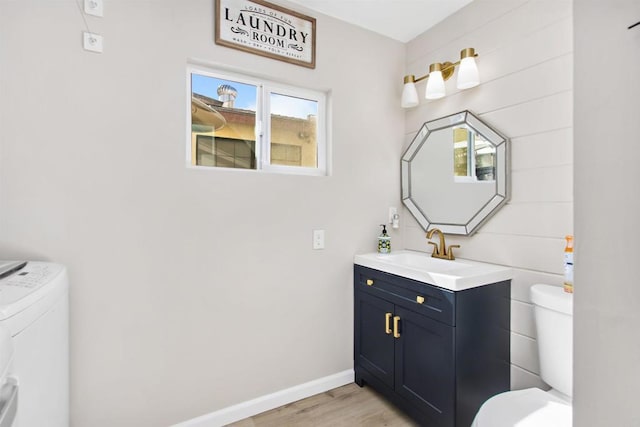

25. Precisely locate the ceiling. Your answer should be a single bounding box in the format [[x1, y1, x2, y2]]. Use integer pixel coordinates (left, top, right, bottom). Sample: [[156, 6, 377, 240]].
[[285, 0, 473, 43]]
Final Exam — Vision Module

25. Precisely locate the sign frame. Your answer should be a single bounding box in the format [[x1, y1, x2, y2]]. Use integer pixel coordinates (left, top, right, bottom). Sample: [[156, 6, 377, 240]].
[[215, 0, 316, 69]]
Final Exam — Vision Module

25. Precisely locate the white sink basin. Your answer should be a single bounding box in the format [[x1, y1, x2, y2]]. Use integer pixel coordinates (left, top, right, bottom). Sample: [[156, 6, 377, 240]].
[[354, 250, 512, 291]]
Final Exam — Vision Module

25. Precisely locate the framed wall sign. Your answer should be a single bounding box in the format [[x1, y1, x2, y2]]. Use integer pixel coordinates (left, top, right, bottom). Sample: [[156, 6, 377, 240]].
[[215, 0, 316, 69]]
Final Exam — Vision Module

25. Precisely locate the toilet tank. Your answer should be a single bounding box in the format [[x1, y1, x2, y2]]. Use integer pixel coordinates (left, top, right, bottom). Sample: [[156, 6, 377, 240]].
[[530, 284, 573, 398]]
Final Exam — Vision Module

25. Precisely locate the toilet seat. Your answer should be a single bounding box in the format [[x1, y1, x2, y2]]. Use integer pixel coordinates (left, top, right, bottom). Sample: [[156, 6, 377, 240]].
[[472, 388, 572, 427]]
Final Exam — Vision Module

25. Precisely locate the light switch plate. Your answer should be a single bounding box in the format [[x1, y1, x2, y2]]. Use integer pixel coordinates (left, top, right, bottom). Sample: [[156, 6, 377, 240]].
[[84, 0, 104, 17], [83, 32, 103, 53]]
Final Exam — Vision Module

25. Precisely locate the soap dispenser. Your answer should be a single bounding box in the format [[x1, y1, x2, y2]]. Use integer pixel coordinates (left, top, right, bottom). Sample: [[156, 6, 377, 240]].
[[378, 224, 391, 254]]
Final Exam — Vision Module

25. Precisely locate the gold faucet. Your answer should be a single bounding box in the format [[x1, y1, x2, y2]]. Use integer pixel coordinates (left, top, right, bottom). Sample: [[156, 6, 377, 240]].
[[426, 228, 460, 260]]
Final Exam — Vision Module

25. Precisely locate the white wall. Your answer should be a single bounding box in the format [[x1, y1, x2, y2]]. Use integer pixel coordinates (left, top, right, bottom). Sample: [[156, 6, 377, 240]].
[[574, 1, 640, 425], [0, 1, 405, 425], [403, 0, 573, 390]]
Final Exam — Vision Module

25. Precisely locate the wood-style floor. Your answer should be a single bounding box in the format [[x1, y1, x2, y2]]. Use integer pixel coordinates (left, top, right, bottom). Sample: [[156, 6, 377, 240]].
[[227, 383, 418, 427]]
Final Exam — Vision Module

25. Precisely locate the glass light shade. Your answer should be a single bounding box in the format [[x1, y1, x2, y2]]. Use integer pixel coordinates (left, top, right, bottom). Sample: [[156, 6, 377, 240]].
[[456, 56, 479, 89], [401, 82, 419, 108], [425, 71, 446, 100]]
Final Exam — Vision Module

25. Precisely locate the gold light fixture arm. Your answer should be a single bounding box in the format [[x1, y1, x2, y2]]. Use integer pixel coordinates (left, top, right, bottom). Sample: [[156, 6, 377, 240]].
[[402, 49, 478, 85]]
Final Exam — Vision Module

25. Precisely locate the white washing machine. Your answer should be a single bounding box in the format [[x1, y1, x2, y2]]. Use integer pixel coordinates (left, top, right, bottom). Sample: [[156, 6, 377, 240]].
[[0, 324, 17, 427], [0, 261, 69, 427]]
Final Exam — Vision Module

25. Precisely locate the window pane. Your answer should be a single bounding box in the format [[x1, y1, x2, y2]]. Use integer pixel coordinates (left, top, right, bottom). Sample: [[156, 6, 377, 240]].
[[453, 127, 470, 177], [474, 136, 496, 181], [196, 136, 255, 169], [269, 92, 318, 168], [191, 73, 257, 169]]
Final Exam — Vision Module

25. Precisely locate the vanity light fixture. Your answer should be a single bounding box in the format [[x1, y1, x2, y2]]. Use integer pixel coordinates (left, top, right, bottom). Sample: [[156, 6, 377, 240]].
[[401, 48, 479, 108]]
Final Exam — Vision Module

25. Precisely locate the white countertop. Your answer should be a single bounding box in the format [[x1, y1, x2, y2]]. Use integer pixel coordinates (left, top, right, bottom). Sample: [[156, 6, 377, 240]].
[[354, 250, 512, 291]]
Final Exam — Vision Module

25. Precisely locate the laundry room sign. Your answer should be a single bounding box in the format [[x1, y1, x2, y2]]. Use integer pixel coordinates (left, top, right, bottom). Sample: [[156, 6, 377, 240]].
[[215, 0, 316, 69]]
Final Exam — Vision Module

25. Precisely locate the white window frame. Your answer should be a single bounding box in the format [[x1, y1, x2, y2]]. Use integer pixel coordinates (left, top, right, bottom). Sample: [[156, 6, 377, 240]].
[[187, 64, 328, 176]]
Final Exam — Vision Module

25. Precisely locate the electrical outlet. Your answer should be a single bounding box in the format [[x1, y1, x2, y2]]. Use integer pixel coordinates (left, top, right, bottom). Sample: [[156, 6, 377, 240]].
[[84, 0, 104, 17], [388, 207, 397, 224], [312, 230, 325, 250], [83, 32, 103, 53]]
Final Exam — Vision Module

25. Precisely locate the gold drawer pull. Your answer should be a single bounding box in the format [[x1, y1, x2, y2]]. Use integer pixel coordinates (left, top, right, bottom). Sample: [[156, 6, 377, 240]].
[[366, 279, 374, 286], [393, 316, 401, 338], [385, 313, 392, 334], [416, 295, 425, 304]]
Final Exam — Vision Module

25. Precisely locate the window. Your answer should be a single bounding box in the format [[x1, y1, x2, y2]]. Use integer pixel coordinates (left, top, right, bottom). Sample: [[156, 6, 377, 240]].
[[187, 66, 328, 176]]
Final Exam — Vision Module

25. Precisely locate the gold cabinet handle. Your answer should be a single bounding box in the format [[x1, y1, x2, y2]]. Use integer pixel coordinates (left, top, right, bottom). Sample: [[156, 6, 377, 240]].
[[385, 313, 392, 334], [393, 316, 401, 338], [366, 279, 374, 286], [416, 295, 425, 304]]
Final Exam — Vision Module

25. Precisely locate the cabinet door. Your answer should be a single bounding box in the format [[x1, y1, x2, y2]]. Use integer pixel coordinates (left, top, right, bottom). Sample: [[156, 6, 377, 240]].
[[354, 290, 395, 388], [394, 306, 455, 427]]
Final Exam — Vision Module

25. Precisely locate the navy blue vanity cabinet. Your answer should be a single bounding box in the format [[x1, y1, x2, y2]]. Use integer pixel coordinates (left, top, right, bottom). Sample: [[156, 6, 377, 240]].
[[354, 265, 510, 427]]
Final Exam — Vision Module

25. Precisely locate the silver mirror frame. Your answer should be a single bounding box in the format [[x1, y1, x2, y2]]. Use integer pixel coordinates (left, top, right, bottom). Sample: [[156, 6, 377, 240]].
[[401, 110, 510, 235]]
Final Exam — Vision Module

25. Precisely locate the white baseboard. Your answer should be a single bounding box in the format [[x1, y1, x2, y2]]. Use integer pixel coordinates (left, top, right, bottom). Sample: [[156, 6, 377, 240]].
[[173, 369, 354, 427]]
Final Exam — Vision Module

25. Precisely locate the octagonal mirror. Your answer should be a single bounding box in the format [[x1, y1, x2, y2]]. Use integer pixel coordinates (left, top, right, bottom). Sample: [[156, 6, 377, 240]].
[[401, 110, 509, 235]]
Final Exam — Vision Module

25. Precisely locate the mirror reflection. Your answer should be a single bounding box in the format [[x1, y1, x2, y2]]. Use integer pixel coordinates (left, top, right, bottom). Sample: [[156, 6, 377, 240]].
[[402, 111, 509, 235], [453, 127, 496, 181]]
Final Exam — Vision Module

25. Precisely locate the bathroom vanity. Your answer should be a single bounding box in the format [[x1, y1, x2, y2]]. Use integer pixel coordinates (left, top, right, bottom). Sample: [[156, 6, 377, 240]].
[[354, 251, 511, 427]]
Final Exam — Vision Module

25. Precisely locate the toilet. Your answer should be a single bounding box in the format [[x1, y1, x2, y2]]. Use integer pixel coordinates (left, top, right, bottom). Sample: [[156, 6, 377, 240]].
[[472, 284, 573, 426]]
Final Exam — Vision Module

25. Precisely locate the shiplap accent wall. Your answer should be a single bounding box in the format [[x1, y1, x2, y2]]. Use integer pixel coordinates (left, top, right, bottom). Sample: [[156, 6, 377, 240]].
[[402, 0, 573, 390]]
